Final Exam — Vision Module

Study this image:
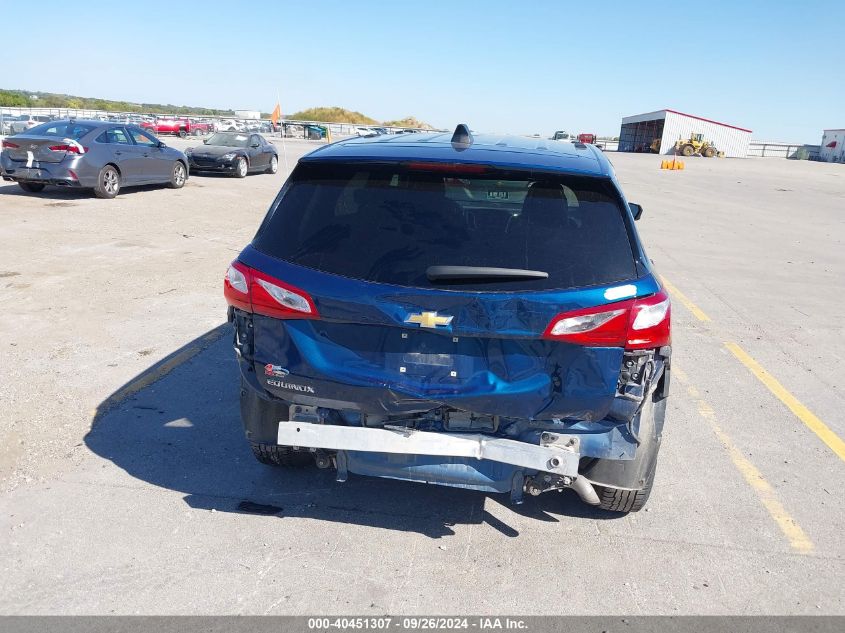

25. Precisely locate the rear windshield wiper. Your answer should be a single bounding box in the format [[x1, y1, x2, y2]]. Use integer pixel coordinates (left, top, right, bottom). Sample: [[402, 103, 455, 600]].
[[426, 265, 549, 282]]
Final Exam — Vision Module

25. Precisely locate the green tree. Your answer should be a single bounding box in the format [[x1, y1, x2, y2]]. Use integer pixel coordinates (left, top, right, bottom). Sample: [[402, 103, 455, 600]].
[[0, 90, 31, 107]]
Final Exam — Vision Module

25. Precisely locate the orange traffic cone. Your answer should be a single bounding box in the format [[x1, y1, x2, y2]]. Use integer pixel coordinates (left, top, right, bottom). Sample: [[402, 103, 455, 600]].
[[660, 158, 685, 170]]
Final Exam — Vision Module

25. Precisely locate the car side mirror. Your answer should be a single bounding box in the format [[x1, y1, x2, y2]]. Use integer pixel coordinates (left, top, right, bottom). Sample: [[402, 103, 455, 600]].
[[629, 203, 644, 221], [157, 141, 166, 148]]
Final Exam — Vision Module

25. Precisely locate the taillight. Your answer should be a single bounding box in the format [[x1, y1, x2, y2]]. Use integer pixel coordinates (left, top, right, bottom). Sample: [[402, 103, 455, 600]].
[[627, 291, 671, 348], [224, 261, 318, 319], [48, 144, 87, 154], [2, 141, 19, 149], [544, 289, 670, 350], [224, 262, 251, 311]]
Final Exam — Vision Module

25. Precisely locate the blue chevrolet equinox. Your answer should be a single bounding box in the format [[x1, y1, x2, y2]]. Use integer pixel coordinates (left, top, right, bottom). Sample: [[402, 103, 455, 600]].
[[225, 125, 671, 513]]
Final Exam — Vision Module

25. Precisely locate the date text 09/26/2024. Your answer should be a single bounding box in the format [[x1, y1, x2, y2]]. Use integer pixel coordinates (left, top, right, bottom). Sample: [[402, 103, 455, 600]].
[[307, 617, 528, 630]]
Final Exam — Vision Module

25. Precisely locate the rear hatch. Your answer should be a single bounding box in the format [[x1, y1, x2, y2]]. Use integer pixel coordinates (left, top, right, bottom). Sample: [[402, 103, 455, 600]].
[[3, 121, 96, 163], [239, 160, 653, 421]]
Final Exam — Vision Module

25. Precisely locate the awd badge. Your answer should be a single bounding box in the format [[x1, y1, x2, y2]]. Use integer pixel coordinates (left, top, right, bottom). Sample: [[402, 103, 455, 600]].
[[264, 364, 289, 378]]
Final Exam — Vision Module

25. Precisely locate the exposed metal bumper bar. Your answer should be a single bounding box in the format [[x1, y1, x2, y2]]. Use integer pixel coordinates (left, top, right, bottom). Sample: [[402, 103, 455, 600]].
[[277, 422, 580, 477]]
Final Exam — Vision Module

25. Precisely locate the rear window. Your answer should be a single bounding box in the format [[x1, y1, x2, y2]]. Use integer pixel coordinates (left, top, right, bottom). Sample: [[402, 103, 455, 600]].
[[253, 162, 637, 291], [25, 121, 96, 140]]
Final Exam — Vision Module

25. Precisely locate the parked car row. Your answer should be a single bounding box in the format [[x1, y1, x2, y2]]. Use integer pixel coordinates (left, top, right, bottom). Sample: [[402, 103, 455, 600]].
[[1, 113, 274, 138], [354, 126, 422, 137], [2, 112, 430, 141], [138, 117, 273, 137], [140, 117, 212, 138], [2, 114, 54, 135], [216, 119, 273, 133], [0, 119, 279, 198]]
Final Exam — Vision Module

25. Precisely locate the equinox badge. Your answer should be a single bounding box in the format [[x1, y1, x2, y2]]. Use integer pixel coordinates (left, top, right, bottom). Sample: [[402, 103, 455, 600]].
[[405, 311, 453, 329]]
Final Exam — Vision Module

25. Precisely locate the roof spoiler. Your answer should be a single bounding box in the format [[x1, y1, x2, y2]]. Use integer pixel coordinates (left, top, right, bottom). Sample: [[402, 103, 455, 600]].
[[451, 123, 473, 150]]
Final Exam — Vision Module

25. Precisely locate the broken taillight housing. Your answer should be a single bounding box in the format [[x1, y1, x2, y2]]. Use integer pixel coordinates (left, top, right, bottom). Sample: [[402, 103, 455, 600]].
[[543, 289, 670, 349], [224, 261, 318, 319]]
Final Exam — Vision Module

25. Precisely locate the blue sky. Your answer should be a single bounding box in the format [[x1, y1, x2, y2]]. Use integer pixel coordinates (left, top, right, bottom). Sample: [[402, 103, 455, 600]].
[[5, 0, 843, 142]]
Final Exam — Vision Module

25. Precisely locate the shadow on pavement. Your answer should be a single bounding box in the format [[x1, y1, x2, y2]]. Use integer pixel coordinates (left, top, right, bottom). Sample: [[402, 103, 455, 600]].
[[0, 182, 183, 199], [86, 325, 622, 539]]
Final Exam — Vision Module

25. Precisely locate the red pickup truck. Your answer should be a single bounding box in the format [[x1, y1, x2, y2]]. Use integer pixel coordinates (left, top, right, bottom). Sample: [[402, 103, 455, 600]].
[[141, 118, 210, 138], [577, 133, 604, 150]]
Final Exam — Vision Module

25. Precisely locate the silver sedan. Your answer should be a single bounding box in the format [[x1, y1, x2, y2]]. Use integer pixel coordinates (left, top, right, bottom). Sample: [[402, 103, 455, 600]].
[[1, 119, 188, 198]]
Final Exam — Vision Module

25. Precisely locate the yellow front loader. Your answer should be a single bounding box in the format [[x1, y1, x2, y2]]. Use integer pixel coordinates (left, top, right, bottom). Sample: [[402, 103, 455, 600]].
[[674, 133, 720, 158]]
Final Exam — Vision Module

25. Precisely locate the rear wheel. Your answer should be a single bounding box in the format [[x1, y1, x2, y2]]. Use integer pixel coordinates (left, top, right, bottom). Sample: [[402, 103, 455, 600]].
[[594, 466, 655, 513], [266, 155, 278, 174], [18, 182, 46, 193], [169, 161, 186, 188], [178, 129, 187, 138], [250, 442, 311, 467], [94, 165, 120, 199], [234, 157, 248, 178], [680, 144, 695, 157]]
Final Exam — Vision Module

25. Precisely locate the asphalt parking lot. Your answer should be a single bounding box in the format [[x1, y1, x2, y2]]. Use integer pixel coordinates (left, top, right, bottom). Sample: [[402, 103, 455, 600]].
[[1, 139, 843, 615]]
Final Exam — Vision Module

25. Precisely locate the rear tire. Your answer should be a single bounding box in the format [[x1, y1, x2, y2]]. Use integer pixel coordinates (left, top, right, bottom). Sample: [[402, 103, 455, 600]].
[[594, 466, 655, 513], [250, 442, 311, 467], [94, 165, 120, 199], [18, 182, 46, 193], [178, 129, 187, 138]]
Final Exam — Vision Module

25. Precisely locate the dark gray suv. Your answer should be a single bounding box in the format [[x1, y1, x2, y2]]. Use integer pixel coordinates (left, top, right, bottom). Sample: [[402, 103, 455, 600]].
[[1, 119, 189, 198]]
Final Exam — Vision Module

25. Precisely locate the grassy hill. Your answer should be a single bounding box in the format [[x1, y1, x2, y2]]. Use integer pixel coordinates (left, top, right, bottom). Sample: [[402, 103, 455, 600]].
[[290, 106, 377, 125], [382, 116, 435, 130], [292, 107, 434, 129]]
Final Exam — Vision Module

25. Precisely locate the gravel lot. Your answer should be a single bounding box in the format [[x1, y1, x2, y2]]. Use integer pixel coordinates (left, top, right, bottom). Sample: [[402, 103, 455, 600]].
[[1, 139, 843, 614]]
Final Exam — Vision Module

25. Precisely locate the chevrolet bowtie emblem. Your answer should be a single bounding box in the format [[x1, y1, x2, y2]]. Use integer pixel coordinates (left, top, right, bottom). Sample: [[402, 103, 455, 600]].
[[405, 311, 453, 329]]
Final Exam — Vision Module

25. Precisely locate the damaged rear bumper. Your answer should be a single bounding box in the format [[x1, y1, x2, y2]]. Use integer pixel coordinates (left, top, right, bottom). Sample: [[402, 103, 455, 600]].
[[278, 420, 601, 504], [278, 421, 582, 477]]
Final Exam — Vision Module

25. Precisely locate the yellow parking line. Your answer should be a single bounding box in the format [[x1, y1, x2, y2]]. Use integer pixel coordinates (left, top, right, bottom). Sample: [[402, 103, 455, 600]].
[[660, 275, 711, 322], [662, 275, 844, 461], [675, 367, 814, 553], [725, 342, 845, 462]]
